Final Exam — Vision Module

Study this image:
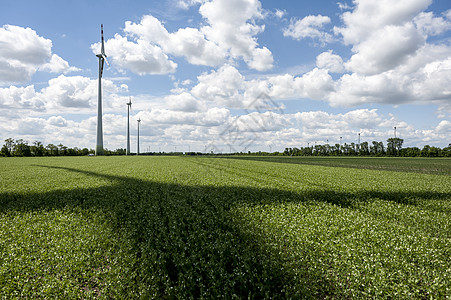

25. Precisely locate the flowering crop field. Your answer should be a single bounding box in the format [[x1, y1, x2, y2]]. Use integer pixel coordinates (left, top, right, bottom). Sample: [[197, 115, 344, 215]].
[[0, 156, 450, 298]]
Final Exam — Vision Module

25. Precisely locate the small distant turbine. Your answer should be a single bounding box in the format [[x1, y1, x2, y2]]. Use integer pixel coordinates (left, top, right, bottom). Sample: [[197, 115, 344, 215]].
[[126, 97, 132, 155], [95, 24, 109, 156], [137, 118, 141, 155]]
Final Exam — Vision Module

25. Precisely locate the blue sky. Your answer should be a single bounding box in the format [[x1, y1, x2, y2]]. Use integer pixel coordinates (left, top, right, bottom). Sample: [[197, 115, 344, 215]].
[[1, 0, 450, 152]]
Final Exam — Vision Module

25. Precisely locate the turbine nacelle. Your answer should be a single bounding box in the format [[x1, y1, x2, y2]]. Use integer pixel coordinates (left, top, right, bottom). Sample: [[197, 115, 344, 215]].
[[97, 24, 109, 78]]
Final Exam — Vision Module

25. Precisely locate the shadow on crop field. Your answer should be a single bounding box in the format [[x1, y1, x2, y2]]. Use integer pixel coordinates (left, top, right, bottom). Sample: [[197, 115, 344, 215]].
[[1, 164, 450, 298]]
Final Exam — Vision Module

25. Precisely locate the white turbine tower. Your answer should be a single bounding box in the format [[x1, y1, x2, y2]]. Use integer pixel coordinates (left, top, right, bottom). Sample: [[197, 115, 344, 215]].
[[126, 97, 132, 155], [137, 118, 141, 155], [95, 24, 109, 156]]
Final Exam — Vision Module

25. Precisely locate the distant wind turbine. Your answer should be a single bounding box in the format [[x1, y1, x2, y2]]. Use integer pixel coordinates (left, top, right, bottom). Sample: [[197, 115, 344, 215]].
[[95, 24, 109, 156], [137, 118, 141, 155], [126, 97, 132, 155]]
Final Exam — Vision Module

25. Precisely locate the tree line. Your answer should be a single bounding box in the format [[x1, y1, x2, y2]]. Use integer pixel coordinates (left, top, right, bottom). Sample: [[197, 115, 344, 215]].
[[0, 138, 126, 157], [1, 137, 450, 157], [283, 138, 451, 157]]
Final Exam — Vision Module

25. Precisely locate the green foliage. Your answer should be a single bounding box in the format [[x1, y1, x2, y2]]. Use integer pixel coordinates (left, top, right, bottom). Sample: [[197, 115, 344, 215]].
[[387, 137, 404, 156], [0, 156, 450, 298]]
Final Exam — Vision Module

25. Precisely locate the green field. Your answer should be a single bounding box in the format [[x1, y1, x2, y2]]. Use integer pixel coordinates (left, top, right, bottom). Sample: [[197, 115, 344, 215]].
[[0, 156, 450, 298], [223, 156, 451, 175]]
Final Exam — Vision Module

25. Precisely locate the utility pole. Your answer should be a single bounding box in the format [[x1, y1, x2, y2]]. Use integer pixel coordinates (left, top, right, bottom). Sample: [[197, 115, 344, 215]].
[[137, 118, 141, 155], [126, 98, 132, 155]]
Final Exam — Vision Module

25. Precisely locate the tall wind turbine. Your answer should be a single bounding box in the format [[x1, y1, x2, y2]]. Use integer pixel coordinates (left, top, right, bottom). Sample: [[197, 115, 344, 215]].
[[137, 118, 141, 155], [95, 24, 109, 156], [126, 97, 132, 155]]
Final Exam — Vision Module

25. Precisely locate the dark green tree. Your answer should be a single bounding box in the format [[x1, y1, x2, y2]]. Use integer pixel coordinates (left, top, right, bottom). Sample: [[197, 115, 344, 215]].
[[13, 139, 31, 157], [4, 138, 14, 153], [1, 144, 10, 157]]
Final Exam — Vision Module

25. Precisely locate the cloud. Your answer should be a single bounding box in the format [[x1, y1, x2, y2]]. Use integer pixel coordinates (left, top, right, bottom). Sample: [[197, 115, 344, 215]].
[[108, 0, 273, 72], [414, 11, 451, 36], [177, 0, 206, 10], [141, 107, 230, 127], [191, 65, 245, 107], [283, 15, 333, 45], [291, 109, 428, 146], [0, 75, 127, 113], [123, 15, 226, 67], [345, 23, 425, 75], [322, 0, 451, 111], [185, 64, 335, 110], [48, 116, 68, 127], [0, 25, 79, 84], [0, 85, 45, 111], [256, 68, 334, 101], [435, 120, 451, 134], [39, 54, 81, 74], [316, 50, 344, 73], [334, 0, 432, 45], [275, 9, 286, 19], [96, 34, 177, 75], [165, 92, 204, 112], [198, 0, 274, 70], [337, 2, 352, 11]]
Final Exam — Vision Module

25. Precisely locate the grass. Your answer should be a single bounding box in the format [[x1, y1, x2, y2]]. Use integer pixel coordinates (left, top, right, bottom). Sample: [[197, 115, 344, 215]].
[[0, 156, 450, 298]]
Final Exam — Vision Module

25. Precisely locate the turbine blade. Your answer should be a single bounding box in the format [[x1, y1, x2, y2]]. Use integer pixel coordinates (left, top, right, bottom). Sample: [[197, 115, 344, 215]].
[[100, 59, 104, 78], [103, 55, 110, 66], [101, 24, 105, 55]]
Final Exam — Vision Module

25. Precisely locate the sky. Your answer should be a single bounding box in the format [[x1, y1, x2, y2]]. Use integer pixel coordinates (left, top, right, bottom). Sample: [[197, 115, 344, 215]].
[[1, 0, 450, 153]]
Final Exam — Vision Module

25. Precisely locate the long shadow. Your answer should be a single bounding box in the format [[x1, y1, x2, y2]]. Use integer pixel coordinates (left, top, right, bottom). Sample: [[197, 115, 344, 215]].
[[1, 165, 450, 298]]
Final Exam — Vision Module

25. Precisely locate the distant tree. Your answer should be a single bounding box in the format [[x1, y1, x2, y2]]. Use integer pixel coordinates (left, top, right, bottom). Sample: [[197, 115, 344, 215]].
[[66, 148, 78, 156], [46, 144, 58, 156], [419, 145, 441, 157], [421, 145, 431, 157], [359, 141, 369, 156], [1, 144, 10, 157], [429, 146, 441, 157], [370, 141, 385, 156], [57, 143, 68, 156], [13, 139, 31, 157], [4, 138, 14, 153], [81, 148, 90, 156], [334, 143, 341, 156], [387, 138, 404, 156], [115, 148, 126, 155], [442, 145, 451, 157], [349, 143, 356, 156], [31, 141, 45, 156], [400, 147, 420, 157]]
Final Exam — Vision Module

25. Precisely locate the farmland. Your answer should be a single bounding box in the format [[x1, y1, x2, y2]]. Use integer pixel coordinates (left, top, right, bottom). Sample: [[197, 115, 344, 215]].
[[0, 156, 450, 298]]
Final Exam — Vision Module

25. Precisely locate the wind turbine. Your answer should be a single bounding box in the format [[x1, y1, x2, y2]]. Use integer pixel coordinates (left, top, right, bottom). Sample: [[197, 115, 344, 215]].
[[126, 97, 132, 155], [137, 118, 141, 155], [95, 24, 109, 156]]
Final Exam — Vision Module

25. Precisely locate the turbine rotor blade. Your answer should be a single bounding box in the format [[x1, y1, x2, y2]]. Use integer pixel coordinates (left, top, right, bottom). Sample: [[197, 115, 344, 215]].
[[103, 55, 110, 66], [101, 24, 105, 56], [100, 59, 104, 78]]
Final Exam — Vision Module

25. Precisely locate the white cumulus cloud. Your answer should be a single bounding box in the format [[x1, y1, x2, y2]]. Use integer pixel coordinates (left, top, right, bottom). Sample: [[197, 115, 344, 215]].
[[107, 0, 273, 73], [283, 15, 333, 45], [0, 25, 79, 85], [316, 50, 345, 73]]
